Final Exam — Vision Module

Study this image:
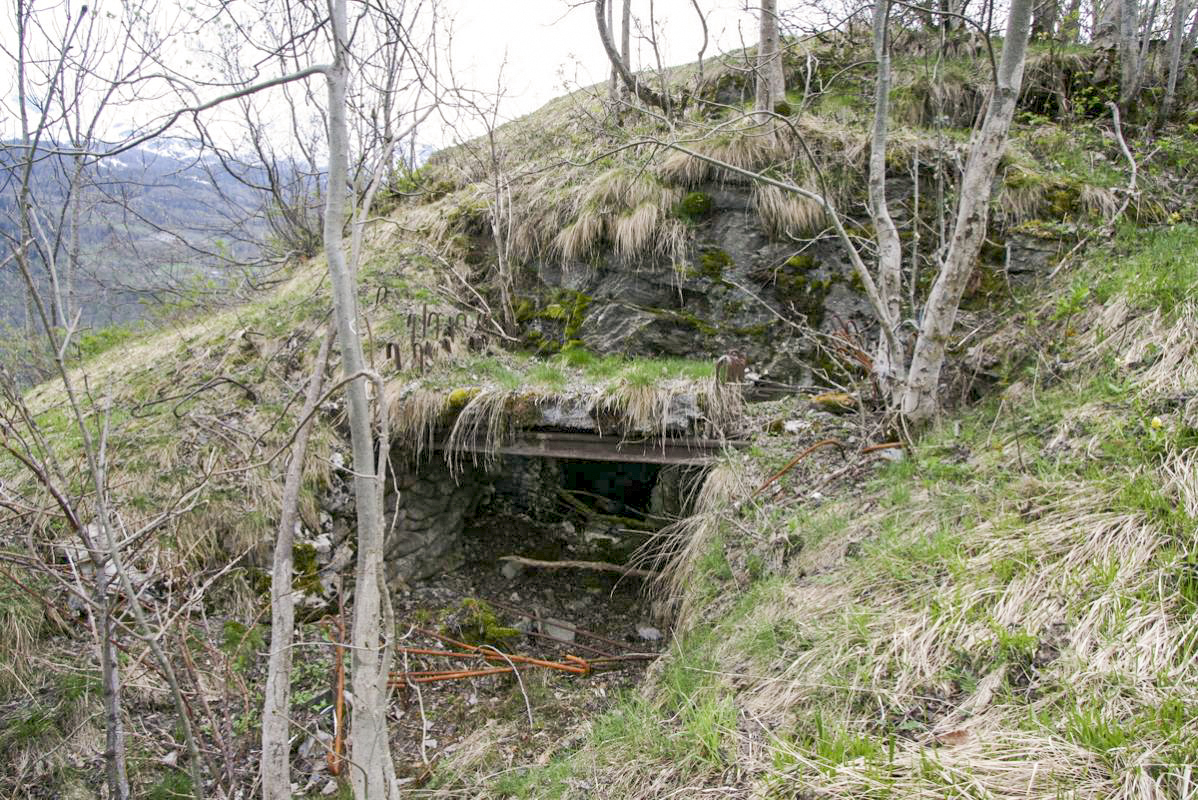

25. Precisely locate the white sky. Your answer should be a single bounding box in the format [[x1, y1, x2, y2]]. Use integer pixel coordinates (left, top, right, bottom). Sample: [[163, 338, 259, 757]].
[[441, 0, 760, 128], [0, 0, 779, 149]]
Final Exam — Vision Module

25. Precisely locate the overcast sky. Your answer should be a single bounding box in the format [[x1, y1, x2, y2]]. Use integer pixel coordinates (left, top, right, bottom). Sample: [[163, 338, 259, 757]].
[[432, 0, 763, 139], [0, 0, 774, 148]]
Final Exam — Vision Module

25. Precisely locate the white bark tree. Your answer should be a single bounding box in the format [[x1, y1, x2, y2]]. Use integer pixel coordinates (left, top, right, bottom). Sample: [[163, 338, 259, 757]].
[[1156, 0, 1193, 124], [756, 0, 787, 113], [868, 0, 906, 404], [901, 0, 1035, 421]]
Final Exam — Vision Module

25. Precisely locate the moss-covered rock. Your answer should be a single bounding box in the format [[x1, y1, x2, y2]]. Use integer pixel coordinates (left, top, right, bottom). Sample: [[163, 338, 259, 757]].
[[693, 247, 733, 281], [675, 191, 714, 222]]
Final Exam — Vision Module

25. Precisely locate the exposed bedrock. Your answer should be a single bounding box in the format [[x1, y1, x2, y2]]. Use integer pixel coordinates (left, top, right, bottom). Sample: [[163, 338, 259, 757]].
[[384, 457, 486, 583]]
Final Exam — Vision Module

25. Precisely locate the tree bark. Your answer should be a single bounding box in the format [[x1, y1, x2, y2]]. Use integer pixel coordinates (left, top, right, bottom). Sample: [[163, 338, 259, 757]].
[[325, 0, 398, 795], [1094, 0, 1122, 48], [1156, 0, 1191, 125], [902, 0, 1034, 423], [621, 0, 632, 102], [595, 0, 676, 112], [1060, 0, 1084, 42], [868, 0, 907, 402], [97, 572, 130, 800], [607, 0, 618, 103], [1119, 0, 1142, 108], [260, 327, 334, 800], [755, 0, 786, 112], [1033, 0, 1062, 37]]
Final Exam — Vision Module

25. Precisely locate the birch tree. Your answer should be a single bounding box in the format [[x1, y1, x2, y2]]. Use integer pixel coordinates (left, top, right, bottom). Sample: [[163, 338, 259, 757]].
[[1156, 0, 1193, 125], [756, 0, 787, 113], [901, 0, 1035, 421]]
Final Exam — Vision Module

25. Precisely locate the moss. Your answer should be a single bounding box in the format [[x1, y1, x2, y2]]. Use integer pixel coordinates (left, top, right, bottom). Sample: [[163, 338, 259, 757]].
[[292, 542, 323, 595], [675, 191, 714, 222], [774, 263, 832, 329], [656, 308, 719, 336], [447, 387, 481, 410], [785, 253, 817, 270], [1048, 184, 1081, 218], [450, 598, 521, 648], [693, 248, 733, 281]]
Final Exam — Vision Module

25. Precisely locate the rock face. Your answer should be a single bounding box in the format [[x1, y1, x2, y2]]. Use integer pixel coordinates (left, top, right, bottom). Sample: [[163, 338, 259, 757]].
[[533, 182, 876, 384], [384, 457, 486, 582]]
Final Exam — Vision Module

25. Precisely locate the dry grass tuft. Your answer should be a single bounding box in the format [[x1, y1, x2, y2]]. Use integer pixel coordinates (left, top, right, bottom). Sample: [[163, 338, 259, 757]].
[[657, 128, 783, 187], [443, 388, 520, 474], [554, 167, 686, 266], [554, 208, 605, 262], [387, 385, 451, 464], [640, 464, 751, 626], [751, 182, 826, 238]]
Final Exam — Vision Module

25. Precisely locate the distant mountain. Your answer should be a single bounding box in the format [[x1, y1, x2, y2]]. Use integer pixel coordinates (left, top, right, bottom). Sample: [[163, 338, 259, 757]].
[[0, 138, 284, 331]]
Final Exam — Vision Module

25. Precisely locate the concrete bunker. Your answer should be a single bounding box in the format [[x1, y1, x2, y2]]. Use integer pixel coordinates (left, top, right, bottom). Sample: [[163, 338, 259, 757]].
[[384, 449, 708, 585], [381, 388, 742, 586]]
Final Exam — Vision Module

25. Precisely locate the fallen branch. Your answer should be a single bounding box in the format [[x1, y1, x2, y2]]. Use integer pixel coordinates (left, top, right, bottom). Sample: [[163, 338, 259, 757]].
[[751, 438, 846, 499], [1106, 101, 1138, 228], [499, 555, 659, 580], [860, 441, 903, 454]]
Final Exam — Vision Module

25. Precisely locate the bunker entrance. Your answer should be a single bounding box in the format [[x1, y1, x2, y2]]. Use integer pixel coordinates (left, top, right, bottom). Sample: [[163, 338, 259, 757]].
[[384, 454, 705, 771]]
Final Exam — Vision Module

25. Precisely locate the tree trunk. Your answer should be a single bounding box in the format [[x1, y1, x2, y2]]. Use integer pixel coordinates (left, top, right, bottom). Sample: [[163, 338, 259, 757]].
[[620, 0, 632, 102], [1119, 0, 1142, 108], [1095, 0, 1122, 48], [1060, 0, 1084, 42], [868, 0, 907, 402], [902, 0, 1034, 423], [325, 0, 398, 796], [1033, 0, 1062, 38], [261, 328, 334, 800], [607, 0, 618, 102], [97, 573, 130, 800], [1156, 0, 1191, 125], [755, 0, 786, 112], [595, 0, 674, 112]]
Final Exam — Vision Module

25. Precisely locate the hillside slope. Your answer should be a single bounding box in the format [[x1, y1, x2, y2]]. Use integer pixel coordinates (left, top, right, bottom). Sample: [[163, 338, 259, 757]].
[[427, 222, 1198, 799], [2, 29, 1198, 800]]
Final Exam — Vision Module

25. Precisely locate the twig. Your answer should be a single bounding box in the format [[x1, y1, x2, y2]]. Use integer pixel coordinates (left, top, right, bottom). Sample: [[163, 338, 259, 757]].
[[1106, 101, 1138, 228], [752, 438, 846, 498], [498, 555, 659, 580]]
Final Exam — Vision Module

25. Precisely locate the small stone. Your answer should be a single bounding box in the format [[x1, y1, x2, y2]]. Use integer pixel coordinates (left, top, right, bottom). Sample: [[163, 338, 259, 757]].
[[311, 533, 333, 557], [783, 419, 804, 434], [424, 738, 439, 750], [500, 561, 524, 580], [540, 618, 575, 643], [558, 521, 576, 536], [636, 625, 663, 642], [321, 779, 338, 795]]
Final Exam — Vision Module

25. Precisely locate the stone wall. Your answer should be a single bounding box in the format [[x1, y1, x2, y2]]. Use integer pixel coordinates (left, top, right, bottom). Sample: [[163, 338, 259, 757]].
[[383, 457, 486, 583]]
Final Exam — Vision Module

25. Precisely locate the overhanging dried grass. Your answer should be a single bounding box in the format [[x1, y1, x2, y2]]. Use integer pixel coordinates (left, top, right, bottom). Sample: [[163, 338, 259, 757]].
[[751, 182, 826, 238], [553, 167, 686, 265], [638, 464, 750, 627]]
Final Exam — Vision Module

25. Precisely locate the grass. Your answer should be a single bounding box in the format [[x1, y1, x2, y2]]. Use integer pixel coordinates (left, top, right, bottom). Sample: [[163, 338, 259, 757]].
[[435, 222, 1198, 799]]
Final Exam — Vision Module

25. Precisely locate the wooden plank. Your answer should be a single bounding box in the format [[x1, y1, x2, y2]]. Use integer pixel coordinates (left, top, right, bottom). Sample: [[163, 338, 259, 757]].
[[432, 430, 746, 465]]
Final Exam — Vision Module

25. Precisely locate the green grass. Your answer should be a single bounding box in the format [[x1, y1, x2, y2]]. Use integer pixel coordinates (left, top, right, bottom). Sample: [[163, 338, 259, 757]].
[[1078, 222, 1198, 314]]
